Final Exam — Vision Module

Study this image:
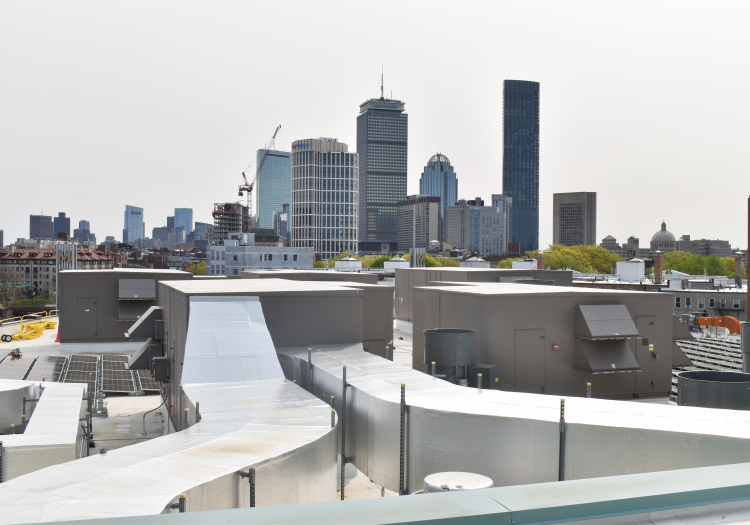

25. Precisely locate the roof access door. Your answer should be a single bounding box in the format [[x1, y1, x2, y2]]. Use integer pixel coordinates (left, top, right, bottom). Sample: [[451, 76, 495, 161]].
[[76, 297, 98, 338], [515, 329, 545, 394]]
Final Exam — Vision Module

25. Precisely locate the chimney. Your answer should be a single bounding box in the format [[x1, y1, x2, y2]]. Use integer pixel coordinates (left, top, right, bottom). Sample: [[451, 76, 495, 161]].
[[537, 255, 545, 270], [655, 251, 663, 284], [736, 252, 743, 288]]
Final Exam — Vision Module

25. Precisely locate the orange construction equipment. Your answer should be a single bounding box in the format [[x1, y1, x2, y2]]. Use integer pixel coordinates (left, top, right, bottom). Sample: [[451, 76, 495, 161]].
[[697, 316, 742, 334]]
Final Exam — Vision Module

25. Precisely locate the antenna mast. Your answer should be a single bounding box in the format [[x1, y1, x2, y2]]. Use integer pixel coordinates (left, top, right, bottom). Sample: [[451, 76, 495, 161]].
[[381, 65, 384, 99]]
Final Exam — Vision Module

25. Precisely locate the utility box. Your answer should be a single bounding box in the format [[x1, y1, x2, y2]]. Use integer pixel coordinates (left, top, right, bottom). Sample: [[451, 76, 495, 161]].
[[468, 364, 499, 389], [153, 357, 169, 382]]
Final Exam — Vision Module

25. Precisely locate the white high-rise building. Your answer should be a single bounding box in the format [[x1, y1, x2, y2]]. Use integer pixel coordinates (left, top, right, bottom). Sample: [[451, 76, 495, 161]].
[[291, 138, 359, 259]]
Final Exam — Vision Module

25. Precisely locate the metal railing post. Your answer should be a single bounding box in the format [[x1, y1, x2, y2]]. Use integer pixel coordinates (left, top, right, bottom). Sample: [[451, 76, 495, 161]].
[[431, 362, 435, 376], [330, 395, 334, 407], [10, 424, 14, 435], [0, 440, 3, 483], [239, 468, 256, 507], [179, 494, 186, 513], [586, 382, 591, 398], [399, 383, 406, 495], [331, 408, 335, 428], [478, 373, 483, 393], [183, 408, 188, 429], [385, 346, 389, 361], [341, 365, 347, 500], [21, 415, 25, 432], [308, 348, 313, 393], [195, 401, 200, 423], [179, 384, 183, 430], [559, 399, 566, 481]]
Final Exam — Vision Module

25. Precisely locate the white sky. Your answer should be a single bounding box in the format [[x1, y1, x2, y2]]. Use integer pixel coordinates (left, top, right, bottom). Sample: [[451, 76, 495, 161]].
[[1, 1, 748, 249]]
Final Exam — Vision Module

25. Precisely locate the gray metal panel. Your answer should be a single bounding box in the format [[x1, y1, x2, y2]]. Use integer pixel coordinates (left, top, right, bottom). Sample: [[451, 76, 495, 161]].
[[672, 341, 693, 367], [117, 301, 150, 321], [576, 304, 639, 339], [574, 339, 641, 373], [118, 279, 156, 300], [423, 329, 476, 366], [677, 370, 750, 410], [515, 329, 545, 393], [128, 338, 154, 370], [76, 297, 98, 338], [673, 314, 694, 340]]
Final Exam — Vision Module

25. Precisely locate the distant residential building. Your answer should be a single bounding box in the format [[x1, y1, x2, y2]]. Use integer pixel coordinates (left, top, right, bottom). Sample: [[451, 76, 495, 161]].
[[213, 202, 250, 243], [30, 215, 53, 239], [491, 194, 513, 252], [53, 212, 71, 239], [255, 149, 292, 230], [152, 226, 169, 242], [553, 192, 597, 246], [123, 205, 144, 244], [291, 138, 359, 259], [397, 195, 442, 252], [503, 79, 540, 254], [419, 154, 457, 240], [174, 208, 193, 238], [445, 198, 505, 256], [207, 232, 313, 275], [0, 246, 112, 295], [676, 235, 733, 258], [272, 204, 290, 247], [357, 91, 407, 244]]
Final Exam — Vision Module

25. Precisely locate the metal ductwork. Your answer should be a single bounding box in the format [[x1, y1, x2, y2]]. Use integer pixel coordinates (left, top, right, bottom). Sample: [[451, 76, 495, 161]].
[[424, 328, 476, 385]]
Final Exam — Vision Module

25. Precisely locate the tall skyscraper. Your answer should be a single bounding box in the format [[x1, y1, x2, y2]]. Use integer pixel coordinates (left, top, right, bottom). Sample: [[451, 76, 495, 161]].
[[290, 138, 359, 259], [30, 214, 53, 239], [356, 83, 407, 244], [502, 79, 540, 254], [492, 194, 513, 254], [174, 208, 193, 237], [53, 212, 70, 239], [123, 205, 144, 244], [419, 153, 457, 241], [79, 220, 90, 230], [0, 230, 4, 248], [553, 192, 597, 246], [255, 149, 292, 230]]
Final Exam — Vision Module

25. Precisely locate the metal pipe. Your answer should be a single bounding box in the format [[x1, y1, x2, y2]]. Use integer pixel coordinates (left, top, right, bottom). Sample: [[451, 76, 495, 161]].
[[331, 408, 335, 428], [308, 348, 313, 393], [385, 346, 389, 361], [431, 362, 435, 377], [179, 384, 183, 430], [183, 408, 188, 430], [195, 401, 200, 423], [341, 365, 347, 501], [559, 399, 566, 481], [399, 383, 406, 495], [478, 373, 482, 393], [249, 468, 255, 507], [330, 395, 334, 407], [21, 415, 25, 433], [587, 382, 591, 398]]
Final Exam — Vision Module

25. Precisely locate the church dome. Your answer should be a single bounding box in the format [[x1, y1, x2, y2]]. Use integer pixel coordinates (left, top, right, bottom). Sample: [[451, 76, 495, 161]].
[[651, 221, 675, 243]]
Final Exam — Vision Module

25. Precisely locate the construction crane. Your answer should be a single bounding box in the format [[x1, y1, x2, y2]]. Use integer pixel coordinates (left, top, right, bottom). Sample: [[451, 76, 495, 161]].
[[238, 125, 282, 230]]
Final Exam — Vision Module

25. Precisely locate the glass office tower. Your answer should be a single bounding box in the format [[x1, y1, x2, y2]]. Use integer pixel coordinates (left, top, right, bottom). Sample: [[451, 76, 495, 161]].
[[290, 138, 358, 259], [502, 80, 540, 254], [174, 208, 193, 237], [419, 153, 457, 241], [53, 212, 70, 238], [356, 96, 407, 244], [123, 205, 144, 244], [255, 149, 292, 229]]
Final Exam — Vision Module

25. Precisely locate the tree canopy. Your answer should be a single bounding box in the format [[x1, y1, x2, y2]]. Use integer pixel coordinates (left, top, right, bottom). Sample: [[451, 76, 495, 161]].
[[497, 245, 624, 273], [663, 251, 746, 278]]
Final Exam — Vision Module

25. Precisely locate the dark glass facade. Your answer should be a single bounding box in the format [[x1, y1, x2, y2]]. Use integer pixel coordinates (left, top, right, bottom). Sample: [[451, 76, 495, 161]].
[[357, 98, 408, 244], [502, 80, 540, 254]]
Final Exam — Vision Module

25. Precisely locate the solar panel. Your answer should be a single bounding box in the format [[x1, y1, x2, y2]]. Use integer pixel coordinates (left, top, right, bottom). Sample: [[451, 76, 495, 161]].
[[137, 370, 160, 392], [0, 357, 34, 380], [101, 355, 129, 370], [64, 355, 98, 384], [26, 356, 67, 382], [101, 369, 135, 393]]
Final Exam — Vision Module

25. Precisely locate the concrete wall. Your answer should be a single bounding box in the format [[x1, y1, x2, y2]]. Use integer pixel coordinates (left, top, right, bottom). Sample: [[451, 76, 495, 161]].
[[58, 269, 193, 343], [158, 279, 365, 429], [395, 268, 574, 322], [241, 270, 378, 285], [411, 284, 674, 399]]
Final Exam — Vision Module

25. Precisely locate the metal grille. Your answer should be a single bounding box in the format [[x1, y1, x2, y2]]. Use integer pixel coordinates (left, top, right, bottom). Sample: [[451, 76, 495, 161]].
[[137, 370, 160, 392], [64, 355, 98, 384], [0, 357, 34, 380], [26, 356, 67, 382]]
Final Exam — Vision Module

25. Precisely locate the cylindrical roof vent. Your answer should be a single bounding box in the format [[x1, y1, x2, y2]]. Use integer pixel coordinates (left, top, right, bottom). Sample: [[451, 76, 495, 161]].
[[677, 370, 750, 411], [423, 328, 476, 367], [422, 472, 493, 493]]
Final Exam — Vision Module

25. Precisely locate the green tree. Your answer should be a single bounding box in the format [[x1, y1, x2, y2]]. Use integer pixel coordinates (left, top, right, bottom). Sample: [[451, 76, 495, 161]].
[[663, 251, 734, 277], [496, 245, 623, 273], [188, 261, 206, 275], [369, 255, 392, 268], [313, 260, 326, 268]]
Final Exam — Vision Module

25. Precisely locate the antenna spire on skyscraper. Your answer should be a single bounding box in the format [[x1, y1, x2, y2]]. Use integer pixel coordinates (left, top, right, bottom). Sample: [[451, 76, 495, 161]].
[[381, 65, 384, 99]]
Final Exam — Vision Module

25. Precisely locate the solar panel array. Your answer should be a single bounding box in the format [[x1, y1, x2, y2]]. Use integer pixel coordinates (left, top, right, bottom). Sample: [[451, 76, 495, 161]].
[[0, 356, 34, 380], [26, 356, 67, 382], [101, 355, 135, 393], [672, 338, 741, 401], [64, 355, 98, 384], [137, 370, 160, 392]]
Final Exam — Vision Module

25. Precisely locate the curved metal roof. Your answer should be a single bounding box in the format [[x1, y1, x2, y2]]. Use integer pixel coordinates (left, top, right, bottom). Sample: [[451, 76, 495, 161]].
[[651, 221, 675, 243]]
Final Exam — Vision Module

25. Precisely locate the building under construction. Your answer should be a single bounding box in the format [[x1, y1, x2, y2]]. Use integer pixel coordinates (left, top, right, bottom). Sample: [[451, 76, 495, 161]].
[[212, 202, 249, 243]]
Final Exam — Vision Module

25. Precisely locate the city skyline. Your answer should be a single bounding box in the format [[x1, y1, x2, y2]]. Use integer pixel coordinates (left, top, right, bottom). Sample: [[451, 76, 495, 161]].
[[0, 2, 748, 249]]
